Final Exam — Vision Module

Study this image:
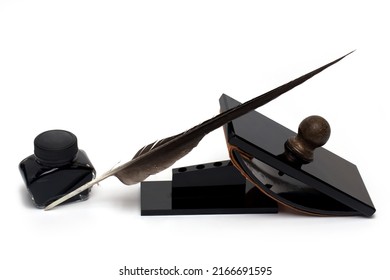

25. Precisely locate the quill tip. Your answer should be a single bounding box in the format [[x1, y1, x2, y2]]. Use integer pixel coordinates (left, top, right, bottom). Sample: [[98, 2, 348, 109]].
[[44, 200, 62, 211]]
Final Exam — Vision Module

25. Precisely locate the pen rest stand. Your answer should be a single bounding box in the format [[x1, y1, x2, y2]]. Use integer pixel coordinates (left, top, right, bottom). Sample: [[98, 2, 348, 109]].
[[141, 160, 278, 215], [141, 94, 375, 217]]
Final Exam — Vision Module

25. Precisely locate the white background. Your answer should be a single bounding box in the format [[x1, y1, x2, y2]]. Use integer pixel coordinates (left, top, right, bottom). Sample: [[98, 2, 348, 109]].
[[1, 1, 389, 279]]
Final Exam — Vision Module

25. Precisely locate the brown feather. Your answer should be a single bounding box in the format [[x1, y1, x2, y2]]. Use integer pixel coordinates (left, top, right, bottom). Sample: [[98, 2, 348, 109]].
[[45, 51, 353, 210]]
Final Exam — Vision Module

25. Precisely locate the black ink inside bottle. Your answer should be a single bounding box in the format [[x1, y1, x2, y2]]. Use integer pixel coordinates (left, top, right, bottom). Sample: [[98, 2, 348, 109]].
[[19, 130, 95, 208]]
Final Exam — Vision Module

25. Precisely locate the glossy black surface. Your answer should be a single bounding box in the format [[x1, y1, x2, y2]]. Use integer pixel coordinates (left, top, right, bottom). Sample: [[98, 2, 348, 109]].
[[220, 94, 375, 217], [172, 161, 245, 199], [141, 161, 278, 215], [20, 149, 95, 208], [20, 130, 97, 208]]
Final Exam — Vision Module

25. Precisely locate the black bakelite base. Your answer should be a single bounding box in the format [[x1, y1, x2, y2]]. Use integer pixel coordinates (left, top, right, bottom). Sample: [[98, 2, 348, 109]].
[[140, 160, 278, 216]]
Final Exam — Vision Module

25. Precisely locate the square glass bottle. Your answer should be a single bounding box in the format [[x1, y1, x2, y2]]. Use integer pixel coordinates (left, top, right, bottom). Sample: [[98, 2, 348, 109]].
[[19, 130, 95, 208]]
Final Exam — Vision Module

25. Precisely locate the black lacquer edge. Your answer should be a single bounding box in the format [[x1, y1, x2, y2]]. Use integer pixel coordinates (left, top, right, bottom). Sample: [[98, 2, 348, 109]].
[[220, 94, 376, 217]]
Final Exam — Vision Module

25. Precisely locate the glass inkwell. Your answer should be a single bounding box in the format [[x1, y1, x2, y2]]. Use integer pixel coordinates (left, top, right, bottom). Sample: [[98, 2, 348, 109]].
[[19, 130, 95, 208]]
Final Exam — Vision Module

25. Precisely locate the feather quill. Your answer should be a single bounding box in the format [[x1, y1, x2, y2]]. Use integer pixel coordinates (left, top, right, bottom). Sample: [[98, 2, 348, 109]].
[[45, 51, 353, 210]]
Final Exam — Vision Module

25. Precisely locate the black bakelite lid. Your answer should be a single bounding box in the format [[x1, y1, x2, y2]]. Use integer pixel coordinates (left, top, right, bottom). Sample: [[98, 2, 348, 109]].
[[34, 130, 78, 165]]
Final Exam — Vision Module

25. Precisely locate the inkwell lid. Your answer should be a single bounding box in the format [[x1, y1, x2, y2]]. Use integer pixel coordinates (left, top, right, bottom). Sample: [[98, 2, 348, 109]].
[[34, 130, 78, 166]]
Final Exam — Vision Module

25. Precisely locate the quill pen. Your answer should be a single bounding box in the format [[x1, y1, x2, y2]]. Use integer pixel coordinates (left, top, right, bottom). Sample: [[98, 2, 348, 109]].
[[45, 51, 353, 210]]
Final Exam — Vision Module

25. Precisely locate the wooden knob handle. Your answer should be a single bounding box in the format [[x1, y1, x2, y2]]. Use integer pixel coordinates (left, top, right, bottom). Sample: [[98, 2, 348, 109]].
[[284, 115, 331, 165]]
